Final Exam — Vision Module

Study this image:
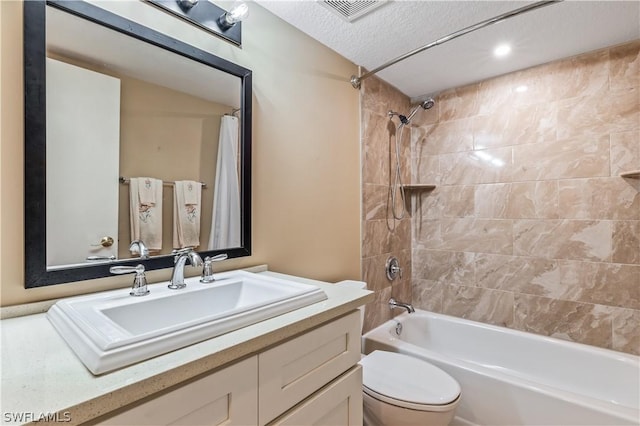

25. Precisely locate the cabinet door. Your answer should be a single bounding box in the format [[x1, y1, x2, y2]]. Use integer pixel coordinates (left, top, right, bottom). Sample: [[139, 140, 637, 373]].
[[270, 366, 363, 426], [258, 311, 361, 425], [98, 356, 257, 425]]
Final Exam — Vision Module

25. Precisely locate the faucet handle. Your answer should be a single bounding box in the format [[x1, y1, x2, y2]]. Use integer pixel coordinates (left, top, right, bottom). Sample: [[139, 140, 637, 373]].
[[109, 264, 150, 297], [200, 254, 228, 283]]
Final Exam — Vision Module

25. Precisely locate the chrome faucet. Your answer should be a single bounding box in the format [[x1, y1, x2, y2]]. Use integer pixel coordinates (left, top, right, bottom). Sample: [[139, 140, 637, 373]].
[[168, 247, 203, 290], [389, 298, 415, 313], [129, 240, 149, 259]]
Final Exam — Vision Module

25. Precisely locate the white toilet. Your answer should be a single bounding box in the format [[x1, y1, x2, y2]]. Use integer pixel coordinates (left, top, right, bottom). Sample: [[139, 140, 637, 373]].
[[336, 280, 461, 426]]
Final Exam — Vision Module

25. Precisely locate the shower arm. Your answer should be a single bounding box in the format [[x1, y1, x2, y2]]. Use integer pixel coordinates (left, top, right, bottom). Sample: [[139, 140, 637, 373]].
[[350, 0, 562, 89]]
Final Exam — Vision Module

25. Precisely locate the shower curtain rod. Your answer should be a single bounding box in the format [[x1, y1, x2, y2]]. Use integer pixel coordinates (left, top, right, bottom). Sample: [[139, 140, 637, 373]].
[[350, 0, 562, 89]]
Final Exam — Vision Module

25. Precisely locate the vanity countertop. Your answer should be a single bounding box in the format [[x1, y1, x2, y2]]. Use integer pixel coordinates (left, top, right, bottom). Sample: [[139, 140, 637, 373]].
[[0, 270, 373, 425]]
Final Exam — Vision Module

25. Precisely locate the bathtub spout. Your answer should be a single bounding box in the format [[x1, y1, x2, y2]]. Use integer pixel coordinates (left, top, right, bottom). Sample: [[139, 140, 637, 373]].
[[389, 298, 415, 313]]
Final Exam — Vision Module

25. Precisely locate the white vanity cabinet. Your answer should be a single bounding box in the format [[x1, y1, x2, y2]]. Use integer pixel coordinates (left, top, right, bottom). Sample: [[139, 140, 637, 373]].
[[97, 311, 362, 426], [99, 356, 258, 425]]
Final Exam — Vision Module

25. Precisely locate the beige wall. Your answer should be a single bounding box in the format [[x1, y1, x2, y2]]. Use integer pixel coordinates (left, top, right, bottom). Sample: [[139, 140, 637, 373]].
[[0, 1, 361, 305]]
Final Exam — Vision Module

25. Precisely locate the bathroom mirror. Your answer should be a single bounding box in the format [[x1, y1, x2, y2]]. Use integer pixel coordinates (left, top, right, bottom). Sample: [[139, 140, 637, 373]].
[[24, 0, 252, 287]]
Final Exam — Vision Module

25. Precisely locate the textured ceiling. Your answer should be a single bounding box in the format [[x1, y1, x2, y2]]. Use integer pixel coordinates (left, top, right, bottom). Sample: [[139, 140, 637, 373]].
[[257, 1, 640, 100]]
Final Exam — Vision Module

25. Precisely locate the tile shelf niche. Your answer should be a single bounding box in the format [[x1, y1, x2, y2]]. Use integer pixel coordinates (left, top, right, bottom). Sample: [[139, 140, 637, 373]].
[[402, 184, 437, 191], [620, 170, 640, 179]]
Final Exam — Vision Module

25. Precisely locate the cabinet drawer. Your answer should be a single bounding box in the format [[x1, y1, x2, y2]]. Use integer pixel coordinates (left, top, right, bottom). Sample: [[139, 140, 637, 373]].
[[98, 356, 258, 426], [270, 366, 363, 426], [258, 311, 361, 425]]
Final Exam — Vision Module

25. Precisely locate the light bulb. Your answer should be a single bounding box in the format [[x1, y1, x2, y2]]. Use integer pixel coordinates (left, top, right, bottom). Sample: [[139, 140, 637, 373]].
[[219, 2, 249, 29], [177, 0, 198, 11]]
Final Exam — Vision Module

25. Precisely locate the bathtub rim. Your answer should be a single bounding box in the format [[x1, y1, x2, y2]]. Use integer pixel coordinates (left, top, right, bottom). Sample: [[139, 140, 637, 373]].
[[362, 309, 640, 425]]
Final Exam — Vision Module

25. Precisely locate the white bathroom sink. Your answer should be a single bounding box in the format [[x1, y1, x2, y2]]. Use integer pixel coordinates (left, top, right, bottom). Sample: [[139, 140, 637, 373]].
[[47, 270, 327, 374]]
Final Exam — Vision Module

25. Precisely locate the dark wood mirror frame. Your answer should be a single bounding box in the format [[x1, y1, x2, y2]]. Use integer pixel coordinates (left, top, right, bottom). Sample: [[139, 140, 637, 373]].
[[24, 0, 252, 288]]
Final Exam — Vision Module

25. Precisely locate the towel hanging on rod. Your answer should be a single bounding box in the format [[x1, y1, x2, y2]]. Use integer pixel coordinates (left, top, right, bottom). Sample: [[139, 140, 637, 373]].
[[119, 177, 207, 189]]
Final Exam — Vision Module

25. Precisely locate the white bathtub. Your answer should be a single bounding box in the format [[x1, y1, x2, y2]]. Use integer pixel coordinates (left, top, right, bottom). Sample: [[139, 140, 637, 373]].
[[362, 310, 640, 426]]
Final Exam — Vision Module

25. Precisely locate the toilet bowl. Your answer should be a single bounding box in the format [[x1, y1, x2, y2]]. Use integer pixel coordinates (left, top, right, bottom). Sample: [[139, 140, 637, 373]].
[[360, 350, 460, 425], [336, 280, 461, 426]]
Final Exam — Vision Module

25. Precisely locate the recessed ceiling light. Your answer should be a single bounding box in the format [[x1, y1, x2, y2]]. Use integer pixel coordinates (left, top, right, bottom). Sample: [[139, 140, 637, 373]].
[[493, 44, 511, 58], [515, 85, 528, 93]]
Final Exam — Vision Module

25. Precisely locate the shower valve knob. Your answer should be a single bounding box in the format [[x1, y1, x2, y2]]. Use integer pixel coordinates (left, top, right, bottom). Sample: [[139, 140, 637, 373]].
[[385, 256, 402, 281]]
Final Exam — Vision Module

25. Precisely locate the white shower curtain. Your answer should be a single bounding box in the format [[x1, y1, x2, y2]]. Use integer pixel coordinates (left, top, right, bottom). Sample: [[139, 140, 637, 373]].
[[208, 115, 241, 250]]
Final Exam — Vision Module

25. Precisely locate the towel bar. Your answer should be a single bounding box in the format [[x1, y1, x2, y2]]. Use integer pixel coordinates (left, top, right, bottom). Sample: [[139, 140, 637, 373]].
[[119, 177, 207, 189]]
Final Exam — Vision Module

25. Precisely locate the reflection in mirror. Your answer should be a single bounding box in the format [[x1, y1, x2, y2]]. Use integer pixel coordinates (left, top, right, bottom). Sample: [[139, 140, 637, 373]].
[[24, 0, 252, 287]]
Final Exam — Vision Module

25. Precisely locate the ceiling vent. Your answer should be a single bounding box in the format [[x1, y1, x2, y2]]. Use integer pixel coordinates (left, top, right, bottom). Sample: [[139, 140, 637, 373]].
[[319, 0, 388, 23]]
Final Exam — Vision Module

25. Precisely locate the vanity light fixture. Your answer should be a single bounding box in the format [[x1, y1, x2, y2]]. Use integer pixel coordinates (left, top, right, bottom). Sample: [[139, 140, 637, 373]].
[[147, 0, 248, 47], [515, 85, 528, 93], [493, 43, 512, 58]]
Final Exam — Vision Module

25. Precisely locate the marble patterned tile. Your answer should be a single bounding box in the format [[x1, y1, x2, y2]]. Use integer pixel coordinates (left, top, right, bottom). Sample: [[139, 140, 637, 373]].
[[412, 279, 444, 313], [612, 220, 640, 265], [477, 72, 530, 115], [441, 185, 476, 218], [362, 110, 392, 185], [391, 249, 413, 310], [475, 182, 559, 219], [420, 186, 474, 219], [612, 308, 640, 355], [513, 219, 612, 262], [363, 286, 392, 334], [478, 67, 551, 113], [362, 75, 410, 119], [543, 48, 609, 101], [438, 85, 480, 122], [558, 178, 640, 220], [362, 254, 393, 293], [513, 294, 613, 348], [475, 253, 560, 297], [506, 182, 559, 219], [609, 40, 640, 92], [413, 219, 442, 250], [557, 87, 639, 140], [362, 218, 411, 258], [472, 103, 557, 149], [395, 249, 413, 292], [513, 135, 610, 180], [416, 118, 474, 155], [611, 130, 640, 176], [412, 249, 475, 287], [363, 184, 388, 221], [413, 187, 444, 220], [558, 260, 640, 309], [398, 122, 413, 183], [437, 218, 513, 255], [442, 285, 515, 327], [474, 183, 511, 218], [412, 152, 441, 185], [439, 147, 513, 185]]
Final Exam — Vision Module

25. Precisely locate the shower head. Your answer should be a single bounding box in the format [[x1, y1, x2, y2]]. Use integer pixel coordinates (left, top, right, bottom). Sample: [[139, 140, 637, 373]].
[[420, 98, 435, 110], [405, 98, 436, 124]]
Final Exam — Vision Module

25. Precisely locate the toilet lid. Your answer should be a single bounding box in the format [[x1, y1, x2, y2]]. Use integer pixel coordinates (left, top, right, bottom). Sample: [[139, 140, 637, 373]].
[[360, 351, 461, 407]]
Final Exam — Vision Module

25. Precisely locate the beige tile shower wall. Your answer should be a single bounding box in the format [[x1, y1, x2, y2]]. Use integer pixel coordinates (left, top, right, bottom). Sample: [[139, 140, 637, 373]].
[[361, 76, 413, 333], [411, 40, 640, 355]]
